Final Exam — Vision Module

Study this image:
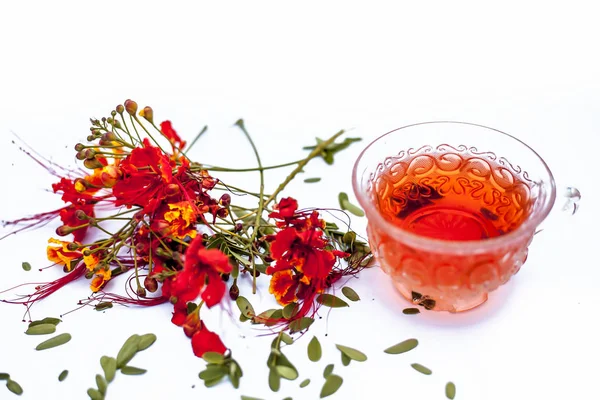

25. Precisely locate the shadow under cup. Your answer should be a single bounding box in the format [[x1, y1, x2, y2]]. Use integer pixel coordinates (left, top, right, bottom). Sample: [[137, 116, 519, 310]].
[[352, 122, 556, 312]]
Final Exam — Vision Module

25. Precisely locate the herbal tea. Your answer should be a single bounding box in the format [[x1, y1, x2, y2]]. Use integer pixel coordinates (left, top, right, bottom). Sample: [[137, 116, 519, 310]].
[[367, 145, 535, 311], [374, 151, 533, 241]]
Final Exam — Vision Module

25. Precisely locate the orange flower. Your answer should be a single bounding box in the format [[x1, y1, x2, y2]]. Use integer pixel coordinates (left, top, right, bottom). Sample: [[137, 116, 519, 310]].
[[90, 268, 111, 292], [46, 238, 82, 271], [269, 270, 309, 306], [83, 247, 101, 272], [163, 201, 197, 239]]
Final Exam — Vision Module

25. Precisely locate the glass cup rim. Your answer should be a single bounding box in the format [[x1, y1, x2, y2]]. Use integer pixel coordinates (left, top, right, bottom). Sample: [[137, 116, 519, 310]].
[[352, 121, 557, 253]]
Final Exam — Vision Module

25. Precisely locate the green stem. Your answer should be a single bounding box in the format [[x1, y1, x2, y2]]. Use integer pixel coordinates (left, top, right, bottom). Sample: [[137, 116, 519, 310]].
[[202, 159, 302, 173], [185, 125, 208, 153], [133, 115, 168, 154], [265, 129, 345, 207], [236, 119, 264, 295]]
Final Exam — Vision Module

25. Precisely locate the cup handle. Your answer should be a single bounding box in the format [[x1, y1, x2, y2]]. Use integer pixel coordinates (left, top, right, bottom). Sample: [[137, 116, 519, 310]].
[[535, 186, 581, 235]]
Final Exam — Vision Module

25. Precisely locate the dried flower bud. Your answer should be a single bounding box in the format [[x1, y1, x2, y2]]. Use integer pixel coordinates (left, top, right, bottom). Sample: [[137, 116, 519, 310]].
[[221, 273, 230, 282], [219, 193, 231, 207], [102, 131, 117, 142], [75, 209, 88, 220], [124, 99, 138, 116], [83, 158, 104, 169], [136, 286, 147, 298], [56, 225, 73, 236], [116, 104, 124, 114], [90, 118, 101, 126], [229, 283, 239, 300], [74, 143, 85, 151], [144, 276, 158, 293], [139, 106, 153, 123]]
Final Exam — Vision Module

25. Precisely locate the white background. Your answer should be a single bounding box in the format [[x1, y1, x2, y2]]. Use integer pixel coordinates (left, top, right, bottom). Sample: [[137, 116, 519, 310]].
[[0, 1, 598, 399]]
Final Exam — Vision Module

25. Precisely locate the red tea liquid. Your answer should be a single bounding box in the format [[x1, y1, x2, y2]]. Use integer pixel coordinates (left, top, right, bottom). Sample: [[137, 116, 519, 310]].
[[368, 148, 534, 311]]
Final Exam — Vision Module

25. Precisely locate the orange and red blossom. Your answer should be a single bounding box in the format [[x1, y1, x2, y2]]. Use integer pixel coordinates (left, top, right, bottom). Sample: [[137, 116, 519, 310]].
[[47, 238, 82, 271], [269, 269, 310, 306], [160, 120, 187, 151]]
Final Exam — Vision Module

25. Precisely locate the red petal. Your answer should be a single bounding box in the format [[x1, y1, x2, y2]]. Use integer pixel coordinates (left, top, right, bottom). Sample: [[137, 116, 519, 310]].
[[191, 327, 227, 357]]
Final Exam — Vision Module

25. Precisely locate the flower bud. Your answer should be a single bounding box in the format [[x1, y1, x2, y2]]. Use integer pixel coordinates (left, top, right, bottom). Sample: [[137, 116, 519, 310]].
[[75, 150, 87, 160], [66, 242, 79, 251], [124, 99, 138, 116], [219, 193, 231, 207], [84, 149, 96, 160], [90, 118, 101, 126], [113, 119, 123, 130], [82, 249, 92, 256], [165, 184, 180, 196], [85, 270, 94, 279], [86, 135, 95, 142], [56, 225, 73, 236], [75, 209, 88, 220], [110, 110, 117, 117], [106, 117, 114, 125], [83, 158, 104, 169], [217, 208, 229, 218], [139, 106, 153, 123], [116, 104, 124, 114], [136, 286, 147, 298], [100, 165, 121, 188], [144, 276, 158, 293], [74, 143, 85, 151], [229, 283, 239, 300], [234, 223, 243, 232], [170, 295, 178, 304], [101, 131, 117, 142]]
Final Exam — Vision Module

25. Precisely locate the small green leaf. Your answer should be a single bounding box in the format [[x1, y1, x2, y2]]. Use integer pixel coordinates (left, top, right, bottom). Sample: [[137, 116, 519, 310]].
[[229, 361, 242, 389], [21, 262, 31, 271], [0, 373, 10, 380], [120, 366, 147, 375], [96, 374, 107, 395], [35, 333, 72, 351], [282, 397, 293, 400], [252, 309, 279, 324], [137, 333, 157, 351], [282, 303, 298, 319], [29, 317, 61, 327], [199, 365, 227, 381], [316, 294, 349, 308], [25, 323, 56, 335], [100, 356, 117, 383], [446, 382, 456, 399], [204, 376, 223, 387], [236, 296, 255, 318], [335, 344, 367, 362], [87, 388, 103, 400], [341, 287, 360, 302], [341, 352, 351, 366], [384, 338, 419, 354], [116, 335, 140, 368], [186, 302, 198, 314], [300, 378, 310, 388], [280, 333, 294, 345], [323, 364, 334, 378], [403, 308, 421, 315], [202, 352, 225, 364], [94, 302, 113, 311], [268, 367, 280, 392], [307, 336, 322, 362], [241, 396, 264, 400], [304, 177, 321, 183], [275, 366, 298, 380], [6, 379, 23, 395], [411, 363, 432, 375], [58, 370, 68, 382], [320, 374, 343, 398], [338, 192, 364, 217], [289, 317, 314, 333]]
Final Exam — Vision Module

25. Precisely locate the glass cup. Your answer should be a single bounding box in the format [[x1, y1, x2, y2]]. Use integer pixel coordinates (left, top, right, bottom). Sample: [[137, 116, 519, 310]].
[[352, 121, 578, 312]]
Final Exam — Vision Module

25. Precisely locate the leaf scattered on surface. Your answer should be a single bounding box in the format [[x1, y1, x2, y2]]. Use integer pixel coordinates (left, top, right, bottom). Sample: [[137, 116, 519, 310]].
[[282, 303, 298, 320], [236, 296, 255, 318], [35, 333, 72, 351], [137, 333, 157, 351], [289, 317, 314, 333], [29, 317, 61, 328], [21, 262, 31, 271], [446, 382, 456, 399], [304, 177, 321, 183], [25, 323, 56, 335], [320, 374, 343, 398], [58, 370, 68, 382], [323, 364, 334, 378], [100, 356, 117, 383], [0, 373, 9, 380], [411, 363, 432, 375], [241, 396, 264, 400], [341, 287, 360, 302], [202, 352, 225, 364], [6, 379, 23, 395], [268, 367, 280, 392], [307, 336, 322, 362], [316, 294, 349, 308], [87, 388, 103, 400], [120, 366, 147, 375], [96, 374, 107, 395], [94, 302, 113, 311], [341, 352, 351, 366], [338, 192, 365, 217], [383, 338, 419, 354], [116, 335, 140, 368], [403, 307, 421, 315], [335, 344, 367, 362], [300, 378, 310, 388], [275, 366, 298, 380], [280, 332, 294, 345]]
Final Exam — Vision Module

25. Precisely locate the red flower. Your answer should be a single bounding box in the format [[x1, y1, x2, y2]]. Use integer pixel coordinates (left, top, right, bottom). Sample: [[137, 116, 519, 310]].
[[59, 203, 95, 242], [160, 120, 187, 150], [112, 139, 174, 212], [191, 321, 227, 357], [168, 236, 231, 324]]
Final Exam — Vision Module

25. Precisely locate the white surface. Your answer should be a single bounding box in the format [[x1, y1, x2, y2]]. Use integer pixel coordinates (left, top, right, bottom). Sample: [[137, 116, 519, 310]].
[[0, 1, 598, 399]]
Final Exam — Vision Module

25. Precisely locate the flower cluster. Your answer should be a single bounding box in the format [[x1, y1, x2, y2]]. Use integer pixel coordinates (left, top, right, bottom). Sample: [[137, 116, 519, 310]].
[[1, 100, 369, 363]]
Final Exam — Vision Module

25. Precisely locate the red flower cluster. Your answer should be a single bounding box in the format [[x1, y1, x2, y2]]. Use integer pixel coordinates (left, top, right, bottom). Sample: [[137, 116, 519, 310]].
[[267, 198, 348, 307]]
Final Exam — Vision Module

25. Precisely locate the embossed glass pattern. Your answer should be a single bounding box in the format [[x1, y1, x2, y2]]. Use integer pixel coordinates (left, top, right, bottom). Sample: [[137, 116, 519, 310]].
[[353, 122, 556, 312]]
